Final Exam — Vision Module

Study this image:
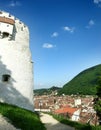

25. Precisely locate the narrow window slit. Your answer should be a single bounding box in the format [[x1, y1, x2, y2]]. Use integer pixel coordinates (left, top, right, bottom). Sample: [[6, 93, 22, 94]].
[[2, 74, 10, 82]]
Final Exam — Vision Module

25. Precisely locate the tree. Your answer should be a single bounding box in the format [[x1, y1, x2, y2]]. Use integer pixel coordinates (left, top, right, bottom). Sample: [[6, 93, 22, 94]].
[[94, 76, 101, 125], [96, 76, 101, 97]]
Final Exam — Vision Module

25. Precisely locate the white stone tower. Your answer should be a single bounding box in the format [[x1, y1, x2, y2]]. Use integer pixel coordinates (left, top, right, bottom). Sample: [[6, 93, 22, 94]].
[[0, 11, 34, 111]]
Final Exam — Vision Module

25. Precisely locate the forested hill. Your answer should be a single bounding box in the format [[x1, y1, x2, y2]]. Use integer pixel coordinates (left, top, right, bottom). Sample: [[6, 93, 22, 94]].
[[34, 86, 61, 96], [59, 64, 101, 95]]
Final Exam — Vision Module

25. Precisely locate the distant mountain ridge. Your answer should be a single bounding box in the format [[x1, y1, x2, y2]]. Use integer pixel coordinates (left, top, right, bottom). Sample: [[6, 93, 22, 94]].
[[59, 64, 101, 95], [34, 64, 101, 95]]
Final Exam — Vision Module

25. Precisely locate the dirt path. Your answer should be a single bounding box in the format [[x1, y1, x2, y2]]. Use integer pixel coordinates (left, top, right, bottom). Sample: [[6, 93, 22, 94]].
[[0, 114, 21, 130], [40, 113, 75, 130]]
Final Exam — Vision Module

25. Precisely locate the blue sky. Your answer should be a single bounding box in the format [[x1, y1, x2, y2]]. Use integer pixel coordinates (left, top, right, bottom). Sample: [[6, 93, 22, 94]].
[[0, 0, 101, 89]]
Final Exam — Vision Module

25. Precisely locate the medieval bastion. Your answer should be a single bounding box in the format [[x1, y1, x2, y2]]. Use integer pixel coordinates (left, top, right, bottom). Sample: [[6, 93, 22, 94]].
[[0, 11, 34, 111]]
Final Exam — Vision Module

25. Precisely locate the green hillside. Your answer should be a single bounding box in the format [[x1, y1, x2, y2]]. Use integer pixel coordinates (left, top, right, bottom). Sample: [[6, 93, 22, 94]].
[[34, 86, 61, 96], [59, 64, 101, 95], [0, 102, 46, 130]]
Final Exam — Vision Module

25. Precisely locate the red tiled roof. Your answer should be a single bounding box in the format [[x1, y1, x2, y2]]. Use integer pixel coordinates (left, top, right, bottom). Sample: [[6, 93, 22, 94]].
[[55, 107, 78, 114], [0, 17, 15, 25]]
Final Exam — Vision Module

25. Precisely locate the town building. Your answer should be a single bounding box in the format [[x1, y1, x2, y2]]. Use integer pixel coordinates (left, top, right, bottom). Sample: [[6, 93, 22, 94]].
[[34, 95, 98, 125]]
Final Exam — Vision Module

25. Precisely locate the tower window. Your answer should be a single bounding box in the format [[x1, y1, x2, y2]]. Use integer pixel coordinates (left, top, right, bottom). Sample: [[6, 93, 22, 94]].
[[21, 27, 23, 31], [2, 74, 10, 82], [3, 32, 9, 38]]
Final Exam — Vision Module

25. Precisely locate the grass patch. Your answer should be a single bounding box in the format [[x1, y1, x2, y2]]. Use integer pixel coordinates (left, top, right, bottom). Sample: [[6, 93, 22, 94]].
[[0, 102, 46, 130], [49, 113, 101, 130]]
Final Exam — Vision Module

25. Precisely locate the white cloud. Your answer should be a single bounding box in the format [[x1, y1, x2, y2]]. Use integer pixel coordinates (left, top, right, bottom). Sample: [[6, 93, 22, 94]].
[[93, 0, 101, 7], [42, 43, 55, 49], [89, 20, 95, 26], [8, 0, 21, 7], [51, 32, 58, 37], [86, 19, 95, 28], [63, 26, 75, 33], [94, 0, 101, 4]]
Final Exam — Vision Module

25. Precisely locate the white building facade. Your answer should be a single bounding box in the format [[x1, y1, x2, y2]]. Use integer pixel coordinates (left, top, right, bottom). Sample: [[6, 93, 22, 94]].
[[71, 109, 81, 121], [0, 11, 34, 111]]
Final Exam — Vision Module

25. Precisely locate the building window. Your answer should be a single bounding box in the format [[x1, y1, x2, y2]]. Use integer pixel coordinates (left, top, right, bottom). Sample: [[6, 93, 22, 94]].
[[2, 74, 10, 82]]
